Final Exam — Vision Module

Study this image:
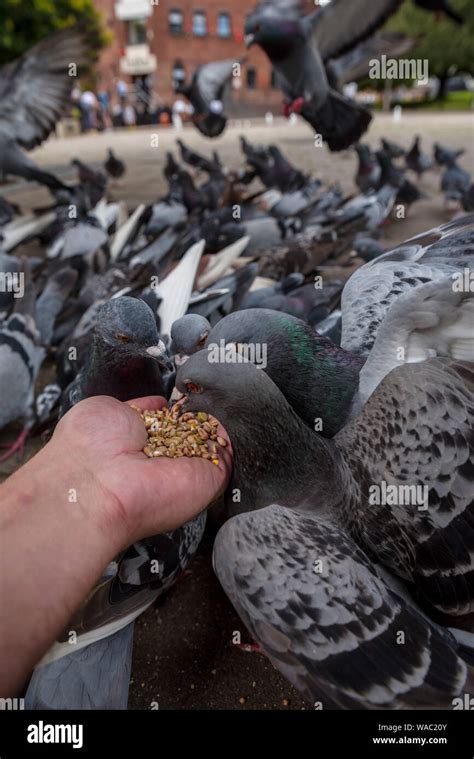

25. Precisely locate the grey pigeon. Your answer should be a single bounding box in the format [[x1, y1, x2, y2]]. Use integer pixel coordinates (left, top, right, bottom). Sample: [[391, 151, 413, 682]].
[[170, 314, 211, 363], [245, 0, 404, 150], [434, 142, 465, 167], [104, 148, 126, 179], [178, 353, 474, 707], [175, 59, 239, 138], [60, 296, 171, 415], [441, 160, 471, 205], [405, 135, 434, 177], [0, 27, 87, 192], [353, 144, 381, 194], [381, 137, 405, 159]]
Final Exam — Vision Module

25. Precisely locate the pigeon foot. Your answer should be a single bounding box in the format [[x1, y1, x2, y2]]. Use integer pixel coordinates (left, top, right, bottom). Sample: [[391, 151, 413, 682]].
[[0, 427, 29, 463]]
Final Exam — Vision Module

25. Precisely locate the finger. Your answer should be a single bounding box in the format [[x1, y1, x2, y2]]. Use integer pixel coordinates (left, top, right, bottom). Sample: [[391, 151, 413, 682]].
[[126, 396, 168, 412]]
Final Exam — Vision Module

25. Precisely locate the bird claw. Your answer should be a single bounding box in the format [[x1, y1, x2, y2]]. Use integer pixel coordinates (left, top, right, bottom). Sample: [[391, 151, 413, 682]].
[[0, 427, 29, 463], [283, 97, 305, 117]]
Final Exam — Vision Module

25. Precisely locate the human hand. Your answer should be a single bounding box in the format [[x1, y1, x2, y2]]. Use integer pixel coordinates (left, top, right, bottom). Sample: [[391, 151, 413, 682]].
[[48, 394, 233, 545]]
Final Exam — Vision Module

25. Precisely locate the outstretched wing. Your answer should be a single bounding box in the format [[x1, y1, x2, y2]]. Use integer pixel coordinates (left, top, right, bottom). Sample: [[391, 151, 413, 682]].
[[337, 359, 474, 621], [355, 278, 474, 407], [328, 32, 416, 88], [341, 215, 474, 354], [214, 504, 468, 709], [196, 59, 240, 107], [310, 0, 404, 62], [0, 26, 88, 149]]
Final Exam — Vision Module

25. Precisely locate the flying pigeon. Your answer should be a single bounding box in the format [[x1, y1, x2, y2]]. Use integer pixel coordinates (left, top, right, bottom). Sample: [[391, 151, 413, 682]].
[[175, 59, 240, 138], [0, 27, 87, 192], [245, 0, 408, 150]]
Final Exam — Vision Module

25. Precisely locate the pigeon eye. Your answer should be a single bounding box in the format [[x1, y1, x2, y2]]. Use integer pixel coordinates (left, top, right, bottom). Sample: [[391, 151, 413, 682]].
[[185, 382, 201, 394], [196, 333, 208, 348], [116, 333, 131, 343]]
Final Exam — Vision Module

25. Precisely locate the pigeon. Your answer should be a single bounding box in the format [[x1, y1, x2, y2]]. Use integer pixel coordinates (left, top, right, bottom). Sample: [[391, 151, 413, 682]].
[[441, 160, 471, 206], [434, 142, 465, 167], [353, 144, 382, 193], [204, 308, 365, 437], [104, 148, 126, 179], [414, 0, 464, 24], [175, 59, 239, 138], [71, 159, 108, 207], [176, 139, 220, 174], [376, 149, 423, 210], [245, 1, 378, 150], [60, 296, 172, 416], [0, 27, 87, 192], [405, 135, 434, 177], [170, 314, 211, 364], [179, 353, 474, 707], [381, 137, 406, 159]]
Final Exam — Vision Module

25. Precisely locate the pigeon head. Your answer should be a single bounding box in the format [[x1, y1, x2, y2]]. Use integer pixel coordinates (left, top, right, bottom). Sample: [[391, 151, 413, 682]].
[[244, 13, 300, 57], [176, 349, 336, 514], [95, 296, 170, 367], [170, 314, 211, 361]]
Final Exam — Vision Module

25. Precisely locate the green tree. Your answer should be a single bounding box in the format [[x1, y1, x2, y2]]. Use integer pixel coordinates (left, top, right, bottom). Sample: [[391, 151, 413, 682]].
[[386, 0, 474, 99], [0, 0, 107, 66]]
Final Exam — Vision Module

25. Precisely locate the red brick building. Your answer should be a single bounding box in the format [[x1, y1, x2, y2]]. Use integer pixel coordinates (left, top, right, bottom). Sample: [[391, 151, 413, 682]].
[[94, 0, 316, 116]]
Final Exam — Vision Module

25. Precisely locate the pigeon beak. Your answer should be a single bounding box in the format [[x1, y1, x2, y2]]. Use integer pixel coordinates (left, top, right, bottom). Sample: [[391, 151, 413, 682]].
[[244, 33, 255, 48], [146, 341, 174, 371]]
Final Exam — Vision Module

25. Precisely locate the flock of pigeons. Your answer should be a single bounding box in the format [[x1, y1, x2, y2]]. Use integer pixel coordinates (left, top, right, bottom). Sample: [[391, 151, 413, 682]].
[[0, 0, 472, 713]]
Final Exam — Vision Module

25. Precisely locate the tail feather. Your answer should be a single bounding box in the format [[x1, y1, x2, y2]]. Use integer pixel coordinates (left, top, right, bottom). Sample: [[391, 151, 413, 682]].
[[304, 90, 372, 152]]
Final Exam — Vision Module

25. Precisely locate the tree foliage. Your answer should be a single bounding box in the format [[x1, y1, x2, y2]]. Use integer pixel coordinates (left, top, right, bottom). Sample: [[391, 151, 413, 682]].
[[386, 0, 474, 79], [0, 0, 107, 65]]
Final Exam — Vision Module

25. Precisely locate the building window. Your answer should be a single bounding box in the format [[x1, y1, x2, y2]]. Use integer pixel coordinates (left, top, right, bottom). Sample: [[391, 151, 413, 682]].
[[127, 18, 147, 45], [172, 60, 186, 88], [193, 10, 207, 37], [169, 9, 183, 35], [246, 67, 256, 89], [217, 12, 232, 38]]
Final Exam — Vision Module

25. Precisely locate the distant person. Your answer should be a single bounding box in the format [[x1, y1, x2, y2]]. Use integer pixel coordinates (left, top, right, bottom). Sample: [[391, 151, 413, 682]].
[[123, 102, 136, 127], [97, 90, 111, 131], [79, 90, 98, 132], [116, 79, 128, 104]]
